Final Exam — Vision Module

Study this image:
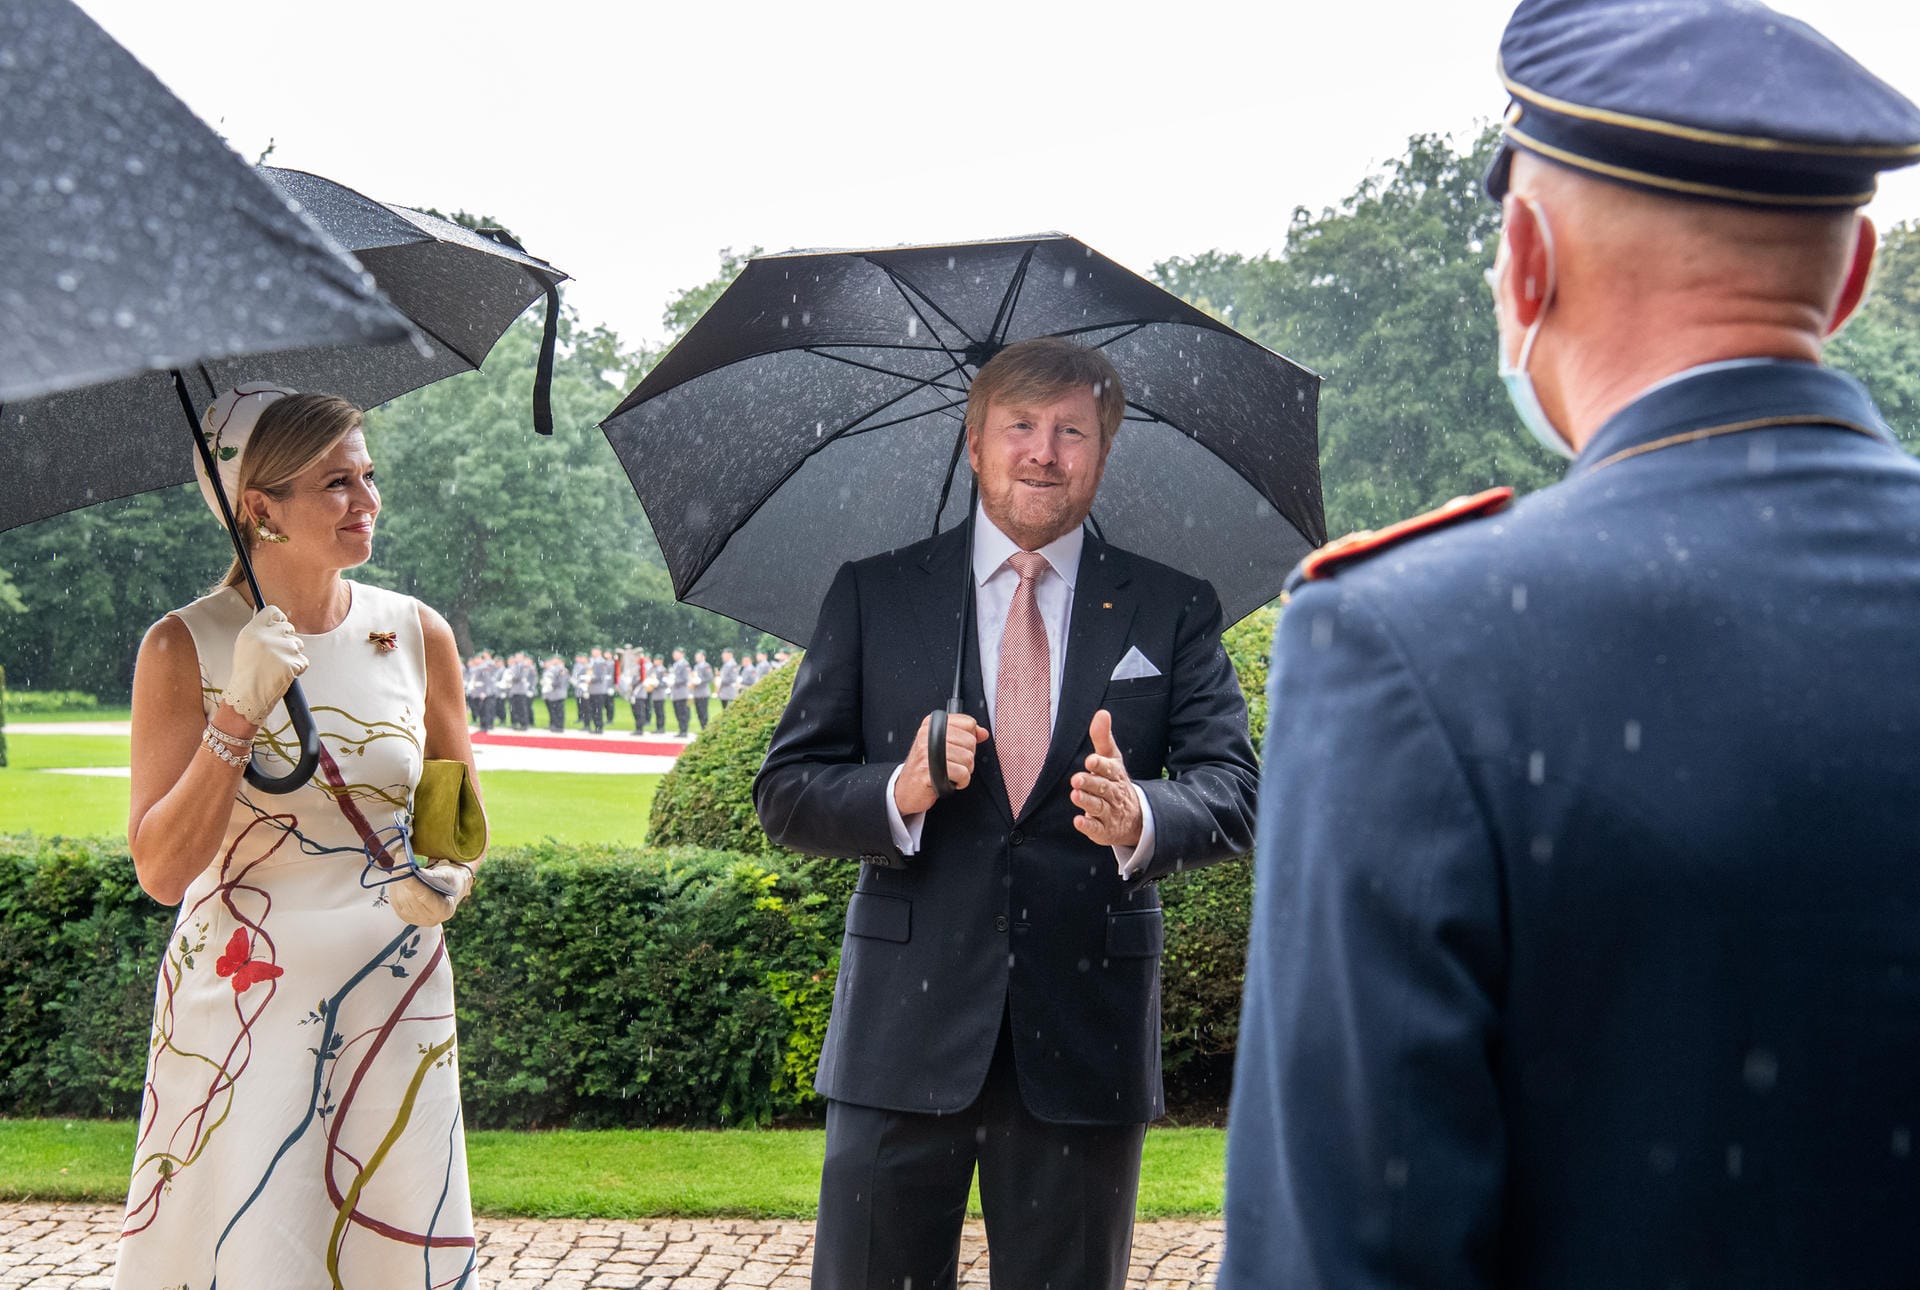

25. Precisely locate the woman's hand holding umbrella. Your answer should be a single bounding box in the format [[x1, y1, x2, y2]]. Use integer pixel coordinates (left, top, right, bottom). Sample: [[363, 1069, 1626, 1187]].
[[221, 606, 310, 727]]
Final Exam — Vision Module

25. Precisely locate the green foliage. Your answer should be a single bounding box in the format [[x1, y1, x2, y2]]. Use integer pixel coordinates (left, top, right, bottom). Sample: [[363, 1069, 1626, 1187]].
[[0, 688, 101, 716], [648, 661, 798, 856], [0, 837, 176, 1117], [0, 663, 7, 768], [1830, 220, 1920, 451]]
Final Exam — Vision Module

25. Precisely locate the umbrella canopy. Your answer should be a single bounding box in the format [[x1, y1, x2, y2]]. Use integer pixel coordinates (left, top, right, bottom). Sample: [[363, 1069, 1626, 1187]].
[[0, 165, 566, 535], [0, 0, 407, 406], [600, 234, 1324, 646]]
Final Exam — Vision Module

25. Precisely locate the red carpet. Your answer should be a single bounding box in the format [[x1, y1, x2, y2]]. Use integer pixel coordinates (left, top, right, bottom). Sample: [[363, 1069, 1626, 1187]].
[[469, 730, 688, 758]]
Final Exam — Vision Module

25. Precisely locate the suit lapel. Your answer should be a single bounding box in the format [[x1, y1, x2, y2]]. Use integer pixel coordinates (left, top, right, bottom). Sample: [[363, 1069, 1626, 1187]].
[[1019, 536, 1137, 824]]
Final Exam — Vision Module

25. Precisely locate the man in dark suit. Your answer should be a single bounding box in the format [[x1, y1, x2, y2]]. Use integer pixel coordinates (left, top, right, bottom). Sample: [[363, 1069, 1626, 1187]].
[[756, 338, 1258, 1290], [1221, 3, 1920, 1287]]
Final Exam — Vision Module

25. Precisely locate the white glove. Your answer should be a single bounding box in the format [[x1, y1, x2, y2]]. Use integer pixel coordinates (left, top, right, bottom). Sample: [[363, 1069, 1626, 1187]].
[[223, 605, 309, 726], [387, 861, 474, 928]]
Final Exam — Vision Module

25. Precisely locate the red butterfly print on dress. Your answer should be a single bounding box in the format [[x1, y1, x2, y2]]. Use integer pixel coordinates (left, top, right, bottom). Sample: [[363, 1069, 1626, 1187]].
[[213, 927, 284, 993]]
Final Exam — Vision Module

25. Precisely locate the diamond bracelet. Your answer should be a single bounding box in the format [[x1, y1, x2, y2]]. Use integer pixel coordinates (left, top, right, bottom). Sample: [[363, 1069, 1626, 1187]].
[[201, 726, 252, 769]]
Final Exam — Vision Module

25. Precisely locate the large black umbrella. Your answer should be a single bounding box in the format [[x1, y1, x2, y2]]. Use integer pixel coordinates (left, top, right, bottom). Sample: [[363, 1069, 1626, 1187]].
[[600, 234, 1323, 648]]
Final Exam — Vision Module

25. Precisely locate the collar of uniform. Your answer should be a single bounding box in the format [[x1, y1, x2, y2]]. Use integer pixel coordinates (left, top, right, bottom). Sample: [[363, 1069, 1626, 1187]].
[[970, 502, 1084, 590], [1567, 358, 1894, 479]]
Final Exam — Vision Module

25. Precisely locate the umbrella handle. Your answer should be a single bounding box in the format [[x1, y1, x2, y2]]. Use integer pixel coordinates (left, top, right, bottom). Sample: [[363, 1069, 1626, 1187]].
[[927, 703, 957, 799], [247, 681, 325, 795]]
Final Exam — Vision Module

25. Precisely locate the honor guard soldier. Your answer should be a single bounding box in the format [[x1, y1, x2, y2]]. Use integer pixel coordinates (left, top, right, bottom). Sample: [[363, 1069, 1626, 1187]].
[[507, 652, 536, 730], [716, 649, 741, 710], [540, 654, 570, 732], [1222, 3, 1920, 1288], [649, 654, 670, 732], [690, 650, 714, 728], [667, 648, 692, 737], [587, 647, 614, 734], [570, 653, 592, 729]]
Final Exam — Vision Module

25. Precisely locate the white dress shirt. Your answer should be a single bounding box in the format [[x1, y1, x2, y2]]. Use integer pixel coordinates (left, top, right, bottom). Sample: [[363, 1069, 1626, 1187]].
[[885, 505, 1156, 876]]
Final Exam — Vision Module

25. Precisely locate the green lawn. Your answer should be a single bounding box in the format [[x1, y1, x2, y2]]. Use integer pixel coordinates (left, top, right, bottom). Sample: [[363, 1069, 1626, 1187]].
[[0, 732, 660, 845], [0, 1120, 1225, 1218]]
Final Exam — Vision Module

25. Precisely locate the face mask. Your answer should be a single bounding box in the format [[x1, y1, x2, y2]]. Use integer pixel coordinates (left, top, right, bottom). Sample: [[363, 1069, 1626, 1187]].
[[1494, 206, 1574, 460]]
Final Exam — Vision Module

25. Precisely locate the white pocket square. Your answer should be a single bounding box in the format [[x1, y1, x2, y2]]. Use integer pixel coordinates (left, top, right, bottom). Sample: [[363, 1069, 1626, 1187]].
[[1109, 646, 1162, 681]]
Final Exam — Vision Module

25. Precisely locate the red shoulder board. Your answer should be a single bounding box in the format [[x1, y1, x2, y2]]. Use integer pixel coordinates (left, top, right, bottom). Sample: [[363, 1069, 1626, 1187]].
[[1289, 487, 1515, 591]]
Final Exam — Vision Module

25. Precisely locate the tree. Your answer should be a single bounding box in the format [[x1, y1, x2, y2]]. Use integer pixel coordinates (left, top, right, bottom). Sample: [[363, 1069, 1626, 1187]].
[[1829, 220, 1920, 451]]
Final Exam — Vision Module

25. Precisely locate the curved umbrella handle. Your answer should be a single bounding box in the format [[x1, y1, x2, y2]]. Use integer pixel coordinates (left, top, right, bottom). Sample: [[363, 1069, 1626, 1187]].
[[245, 680, 323, 795], [927, 705, 956, 799]]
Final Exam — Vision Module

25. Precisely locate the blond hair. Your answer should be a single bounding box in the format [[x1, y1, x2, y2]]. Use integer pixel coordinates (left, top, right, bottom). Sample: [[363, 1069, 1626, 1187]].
[[217, 394, 365, 590], [964, 338, 1126, 445]]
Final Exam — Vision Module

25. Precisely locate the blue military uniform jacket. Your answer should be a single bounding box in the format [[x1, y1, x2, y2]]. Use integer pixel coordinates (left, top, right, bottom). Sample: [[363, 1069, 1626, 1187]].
[[1224, 362, 1920, 1289]]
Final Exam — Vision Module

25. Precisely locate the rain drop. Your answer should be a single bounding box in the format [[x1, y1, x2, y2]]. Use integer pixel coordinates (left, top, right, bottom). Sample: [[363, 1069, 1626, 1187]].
[[1528, 751, 1547, 785], [907, 317, 919, 339], [1623, 720, 1642, 752], [54, 271, 78, 292], [1510, 584, 1528, 612]]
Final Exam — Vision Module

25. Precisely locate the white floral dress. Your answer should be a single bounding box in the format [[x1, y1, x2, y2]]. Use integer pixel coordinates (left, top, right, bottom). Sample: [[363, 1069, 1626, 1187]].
[[115, 581, 475, 1290]]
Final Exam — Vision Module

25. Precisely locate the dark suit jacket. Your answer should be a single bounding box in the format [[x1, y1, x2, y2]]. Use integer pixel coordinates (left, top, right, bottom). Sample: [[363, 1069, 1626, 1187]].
[[1222, 362, 1920, 1288], [755, 525, 1258, 1125]]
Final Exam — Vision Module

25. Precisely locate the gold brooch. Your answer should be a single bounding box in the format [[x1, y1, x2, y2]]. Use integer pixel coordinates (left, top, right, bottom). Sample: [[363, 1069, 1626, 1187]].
[[367, 630, 398, 653]]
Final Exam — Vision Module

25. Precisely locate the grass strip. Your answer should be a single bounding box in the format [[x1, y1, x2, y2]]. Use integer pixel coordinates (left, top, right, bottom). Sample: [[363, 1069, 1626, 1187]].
[[0, 1120, 1224, 1218]]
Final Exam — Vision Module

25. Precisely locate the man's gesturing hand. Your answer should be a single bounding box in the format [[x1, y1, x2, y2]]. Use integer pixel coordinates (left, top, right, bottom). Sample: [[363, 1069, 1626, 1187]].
[[895, 711, 989, 817], [1072, 709, 1143, 847]]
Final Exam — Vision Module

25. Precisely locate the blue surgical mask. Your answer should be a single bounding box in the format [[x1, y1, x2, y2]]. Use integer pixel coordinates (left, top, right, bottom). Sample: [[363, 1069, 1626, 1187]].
[[1493, 207, 1574, 460]]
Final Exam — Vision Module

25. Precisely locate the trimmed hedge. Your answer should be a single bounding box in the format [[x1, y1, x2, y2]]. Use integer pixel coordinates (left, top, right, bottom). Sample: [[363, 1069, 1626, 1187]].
[[0, 836, 853, 1127], [0, 687, 101, 717], [648, 606, 1282, 1106]]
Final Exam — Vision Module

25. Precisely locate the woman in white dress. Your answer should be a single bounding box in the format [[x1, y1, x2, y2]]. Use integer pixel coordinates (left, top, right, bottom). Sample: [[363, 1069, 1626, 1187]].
[[119, 383, 484, 1289]]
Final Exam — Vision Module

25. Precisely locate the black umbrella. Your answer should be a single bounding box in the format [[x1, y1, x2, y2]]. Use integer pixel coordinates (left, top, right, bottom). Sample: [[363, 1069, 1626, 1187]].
[[599, 233, 1324, 648]]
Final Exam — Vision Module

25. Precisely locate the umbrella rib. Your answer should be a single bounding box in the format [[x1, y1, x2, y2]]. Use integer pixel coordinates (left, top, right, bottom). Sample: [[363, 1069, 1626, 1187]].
[[1051, 320, 1154, 347], [986, 244, 1039, 347], [868, 261, 980, 350], [800, 347, 971, 395], [837, 395, 968, 440]]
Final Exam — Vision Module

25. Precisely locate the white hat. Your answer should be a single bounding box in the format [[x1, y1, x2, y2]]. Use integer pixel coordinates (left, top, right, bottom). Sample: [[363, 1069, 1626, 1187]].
[[195, 383, 298, 524]]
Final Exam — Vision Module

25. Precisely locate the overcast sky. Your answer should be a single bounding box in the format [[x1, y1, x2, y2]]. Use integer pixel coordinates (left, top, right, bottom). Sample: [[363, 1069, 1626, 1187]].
[[81, 0, 1920, 353]]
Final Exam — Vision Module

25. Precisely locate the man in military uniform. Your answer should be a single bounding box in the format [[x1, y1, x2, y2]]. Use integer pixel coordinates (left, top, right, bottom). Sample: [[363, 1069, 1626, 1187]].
[[570, 653, 592, 729], [1221, 3, 1920, 1287], [667, 647, 693, 738], [649, 654, 670, 733], [541, 654, 570, 733], [690, 650, 714, 729], [507, 651, 537, 731], [587, 647, 614, 734]]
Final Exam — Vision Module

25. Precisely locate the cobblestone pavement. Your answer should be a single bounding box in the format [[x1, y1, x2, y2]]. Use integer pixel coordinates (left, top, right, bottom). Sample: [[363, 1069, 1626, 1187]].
[[0, 1204, 1224, 1288]]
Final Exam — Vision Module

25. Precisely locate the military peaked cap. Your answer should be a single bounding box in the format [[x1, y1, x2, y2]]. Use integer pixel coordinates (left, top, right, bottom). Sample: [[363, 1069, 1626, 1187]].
[[1485, 0, 1920, 208]]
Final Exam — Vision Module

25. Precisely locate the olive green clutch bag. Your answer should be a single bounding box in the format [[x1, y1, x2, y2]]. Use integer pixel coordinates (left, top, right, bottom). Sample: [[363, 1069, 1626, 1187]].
[[411, 759, 486, 863]]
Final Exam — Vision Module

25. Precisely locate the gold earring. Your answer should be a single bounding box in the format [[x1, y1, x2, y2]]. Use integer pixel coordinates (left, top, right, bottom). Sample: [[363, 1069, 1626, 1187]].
[[254, 519, 289, 544]]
